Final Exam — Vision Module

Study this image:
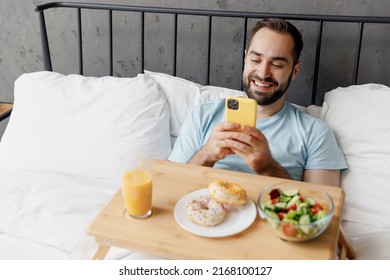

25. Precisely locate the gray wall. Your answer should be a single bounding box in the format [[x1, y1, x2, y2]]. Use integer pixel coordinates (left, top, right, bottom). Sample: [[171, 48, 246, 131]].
[[1, 0, 389, 136]]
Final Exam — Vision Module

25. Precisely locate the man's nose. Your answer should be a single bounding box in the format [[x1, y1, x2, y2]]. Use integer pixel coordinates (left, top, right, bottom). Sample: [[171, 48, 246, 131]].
[[256, 63, 271, 79]]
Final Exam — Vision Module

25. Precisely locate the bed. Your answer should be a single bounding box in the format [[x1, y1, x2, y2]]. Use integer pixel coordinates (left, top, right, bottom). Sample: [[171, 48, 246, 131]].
[[0, 1, 389, 260]]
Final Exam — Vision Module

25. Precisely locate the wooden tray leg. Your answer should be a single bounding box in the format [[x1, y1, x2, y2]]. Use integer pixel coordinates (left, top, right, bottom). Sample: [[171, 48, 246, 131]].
[[337, 225, 357, 260], [92, 244, 111, 260]]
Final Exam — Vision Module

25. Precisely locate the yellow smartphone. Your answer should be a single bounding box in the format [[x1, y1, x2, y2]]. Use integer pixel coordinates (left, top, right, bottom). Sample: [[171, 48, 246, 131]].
[[225, 96, 257, 127]]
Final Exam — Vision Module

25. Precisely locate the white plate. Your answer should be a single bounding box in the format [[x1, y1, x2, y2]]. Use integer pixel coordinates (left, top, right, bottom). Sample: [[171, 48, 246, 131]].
[[174, 188, 257, 238]]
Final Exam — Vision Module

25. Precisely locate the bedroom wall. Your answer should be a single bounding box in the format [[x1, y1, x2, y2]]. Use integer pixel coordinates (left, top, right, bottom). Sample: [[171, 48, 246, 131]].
[[1, 0, 389, 136]]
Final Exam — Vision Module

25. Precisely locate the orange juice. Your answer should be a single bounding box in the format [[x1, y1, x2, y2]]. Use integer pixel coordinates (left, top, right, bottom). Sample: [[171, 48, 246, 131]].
[[121, 169, 152, 217]]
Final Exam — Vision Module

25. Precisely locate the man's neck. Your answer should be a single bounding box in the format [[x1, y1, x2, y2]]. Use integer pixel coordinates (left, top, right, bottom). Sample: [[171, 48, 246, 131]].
[[256, 99, 285, 119]]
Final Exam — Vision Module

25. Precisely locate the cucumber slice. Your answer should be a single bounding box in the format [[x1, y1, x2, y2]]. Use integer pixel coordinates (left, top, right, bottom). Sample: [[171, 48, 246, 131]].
[[298, 205, 309, 215], [285, 210, 297, 219], [286, 194, 300, 209], [279, 188, 300, 197], [279, 195, 292, 202], [304, 196, 315, 206], [262, 203, 275, 211], [299, 214, 311, 234], [265, 210, 280, 229], [274, 202, 287, 211]]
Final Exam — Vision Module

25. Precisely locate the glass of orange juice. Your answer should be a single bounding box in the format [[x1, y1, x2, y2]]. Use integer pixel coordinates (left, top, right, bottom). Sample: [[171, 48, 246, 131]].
[[120, 151, 153, 219]]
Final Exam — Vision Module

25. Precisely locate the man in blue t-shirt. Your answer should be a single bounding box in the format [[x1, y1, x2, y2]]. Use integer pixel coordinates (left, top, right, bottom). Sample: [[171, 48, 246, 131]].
[[169, 18, 347, 186]]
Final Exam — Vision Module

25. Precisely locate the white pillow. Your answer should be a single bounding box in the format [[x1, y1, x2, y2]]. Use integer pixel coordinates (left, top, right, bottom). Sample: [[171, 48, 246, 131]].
[[306, 104, 322, 119], [321, 84, 390, 228], [0, 71, 171, 180], [144, 70, 244, 144], [292, 104, 322, 118]]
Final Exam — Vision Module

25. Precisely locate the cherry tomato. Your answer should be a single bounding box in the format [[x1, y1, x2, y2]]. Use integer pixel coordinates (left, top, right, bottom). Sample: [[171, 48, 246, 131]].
[[310, 203, 324, 215], [287, 204, 297, 211], [282, 224, 297, 237], [278, 212, 285, 219]]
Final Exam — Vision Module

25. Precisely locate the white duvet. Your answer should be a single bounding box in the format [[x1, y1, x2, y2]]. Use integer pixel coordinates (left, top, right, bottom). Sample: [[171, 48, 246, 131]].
[[0, 169, 132, 259], [1, 170, 389, 260]]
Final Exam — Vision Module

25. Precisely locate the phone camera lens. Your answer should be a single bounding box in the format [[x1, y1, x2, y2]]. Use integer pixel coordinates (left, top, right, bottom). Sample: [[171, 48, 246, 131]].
[[228, 99, 239, 110]]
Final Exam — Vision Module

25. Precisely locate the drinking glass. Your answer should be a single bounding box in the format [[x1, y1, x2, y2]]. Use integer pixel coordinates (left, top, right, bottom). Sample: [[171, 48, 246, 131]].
[[120, 150, 153, 219]]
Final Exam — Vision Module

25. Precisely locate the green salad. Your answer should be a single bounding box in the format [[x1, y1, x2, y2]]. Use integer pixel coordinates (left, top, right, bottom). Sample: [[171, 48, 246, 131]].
[[261, 188, 328, 239]]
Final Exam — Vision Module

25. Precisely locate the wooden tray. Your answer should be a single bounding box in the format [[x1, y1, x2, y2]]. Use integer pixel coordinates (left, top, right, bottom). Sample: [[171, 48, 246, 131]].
[[86, 159, 344, 260]]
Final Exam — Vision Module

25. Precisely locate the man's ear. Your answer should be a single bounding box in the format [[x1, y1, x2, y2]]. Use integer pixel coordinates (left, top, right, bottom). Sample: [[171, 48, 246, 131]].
[[292, 60, 301, 80]]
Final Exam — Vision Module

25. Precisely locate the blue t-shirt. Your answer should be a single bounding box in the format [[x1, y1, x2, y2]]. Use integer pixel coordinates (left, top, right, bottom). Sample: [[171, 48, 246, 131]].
[[168, 99, 348, 180]]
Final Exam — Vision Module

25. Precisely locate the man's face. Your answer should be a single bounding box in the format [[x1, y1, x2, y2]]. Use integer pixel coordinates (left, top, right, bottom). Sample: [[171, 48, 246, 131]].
[[242, 28, 301, 106]]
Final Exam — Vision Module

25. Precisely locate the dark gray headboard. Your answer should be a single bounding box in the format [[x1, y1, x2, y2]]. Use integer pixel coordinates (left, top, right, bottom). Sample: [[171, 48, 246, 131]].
[[35, 2, 390, 105]]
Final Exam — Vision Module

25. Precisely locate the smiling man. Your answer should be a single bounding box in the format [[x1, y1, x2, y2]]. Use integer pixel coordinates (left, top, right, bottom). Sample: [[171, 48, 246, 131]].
[[168, 18, 347, 186]]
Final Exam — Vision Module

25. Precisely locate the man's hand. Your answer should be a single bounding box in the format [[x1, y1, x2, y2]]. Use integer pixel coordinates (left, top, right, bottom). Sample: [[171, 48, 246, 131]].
[[223, 124, 272, 172], [189, 122, 290, 179], [188, 122, 240, 167], [224, 124, 290, 178]]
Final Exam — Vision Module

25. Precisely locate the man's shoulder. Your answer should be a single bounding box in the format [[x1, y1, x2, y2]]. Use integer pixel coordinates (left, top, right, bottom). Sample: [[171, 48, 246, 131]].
[[285, 102, 330, 132], [286, 102, 322, 121], [193, 98, 226, 114]]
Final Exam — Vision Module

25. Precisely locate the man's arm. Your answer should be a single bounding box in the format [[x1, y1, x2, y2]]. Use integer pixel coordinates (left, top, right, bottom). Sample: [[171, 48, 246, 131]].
[[303, 169, 341, 187], [255, 159, 291, 179], [188, 145, 220, 167], [188, 122, 239, 166], [223, 124, 292, 179], [188, 123, 291, 179]]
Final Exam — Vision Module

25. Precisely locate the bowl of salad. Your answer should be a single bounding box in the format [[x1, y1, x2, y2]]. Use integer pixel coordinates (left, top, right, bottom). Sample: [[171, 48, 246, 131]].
[[257, 182, 334, 241]]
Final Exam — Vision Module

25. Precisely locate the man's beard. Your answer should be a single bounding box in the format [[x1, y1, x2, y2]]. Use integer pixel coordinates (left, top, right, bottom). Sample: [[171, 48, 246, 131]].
[[243, 72, 293, 106]]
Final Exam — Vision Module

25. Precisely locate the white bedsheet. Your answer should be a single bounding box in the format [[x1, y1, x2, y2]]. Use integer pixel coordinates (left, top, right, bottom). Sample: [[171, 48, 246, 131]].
[[2, 170, 388, 260], [342, 221, 390, 260], [0, 233, 75, 259], [0, 233, 164, 260], [0, 169, 151, 259]]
